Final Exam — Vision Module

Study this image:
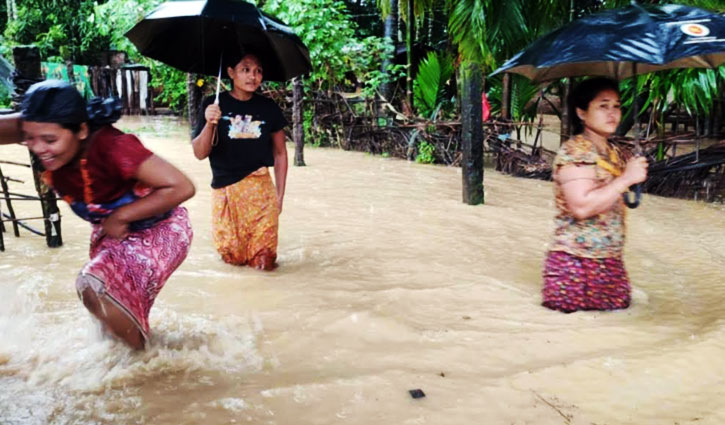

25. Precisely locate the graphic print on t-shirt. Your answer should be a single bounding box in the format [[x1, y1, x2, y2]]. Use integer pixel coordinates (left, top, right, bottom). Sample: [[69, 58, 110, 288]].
[[225, 114, 265, 139]]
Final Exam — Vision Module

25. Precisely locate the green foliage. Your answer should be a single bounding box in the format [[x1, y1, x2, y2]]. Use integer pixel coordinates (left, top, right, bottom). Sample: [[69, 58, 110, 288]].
[[0, 84, 11, 108], [618, 65, 725, 122], [263, 0, 394, 97], [147, 62, 188, 114], [5, 0, 111, 63], [377, 0, 435, 23], [413, 51, 455, 120], [446, 0, 492, 67], [5, 0, 184, 112], [355, 38, 406, 99], [415, 140, 436, 163], [94, 0, 164, 57], [486, 73, 541, 130]]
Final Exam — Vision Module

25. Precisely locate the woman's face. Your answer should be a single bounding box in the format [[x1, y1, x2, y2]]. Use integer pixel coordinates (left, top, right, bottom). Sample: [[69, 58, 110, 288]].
[[227, 54, 263, 94], [576, 89, 621, 137], [22, 121, 87, 171]]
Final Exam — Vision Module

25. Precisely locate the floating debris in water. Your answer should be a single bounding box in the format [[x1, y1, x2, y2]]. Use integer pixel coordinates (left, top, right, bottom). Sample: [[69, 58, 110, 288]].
[[409, 389, 425, 399]]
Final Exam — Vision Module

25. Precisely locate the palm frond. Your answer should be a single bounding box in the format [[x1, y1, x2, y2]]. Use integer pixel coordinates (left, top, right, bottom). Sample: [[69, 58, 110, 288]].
[[414, 51, 455, 119], [446, 0, 491, 66]]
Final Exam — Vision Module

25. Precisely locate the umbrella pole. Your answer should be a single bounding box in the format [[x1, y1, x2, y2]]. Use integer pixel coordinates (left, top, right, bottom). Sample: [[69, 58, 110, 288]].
[[623, 62, 642, 209], [215, 54, 223, 104], [211, 54, 222, 147]]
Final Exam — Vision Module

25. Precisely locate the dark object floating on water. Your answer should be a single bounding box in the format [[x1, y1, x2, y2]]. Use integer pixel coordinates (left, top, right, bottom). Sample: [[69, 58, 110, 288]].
[[409, 389, 426, 399]]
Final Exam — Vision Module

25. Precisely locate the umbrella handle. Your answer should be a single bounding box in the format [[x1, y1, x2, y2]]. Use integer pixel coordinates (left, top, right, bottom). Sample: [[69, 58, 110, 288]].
[[622, 184, 641, 209]]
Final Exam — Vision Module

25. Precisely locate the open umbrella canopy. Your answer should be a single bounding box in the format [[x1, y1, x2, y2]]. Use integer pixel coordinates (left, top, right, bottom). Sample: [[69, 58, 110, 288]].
[[125, 0, 311, 82], [493, 2, 725, 82]]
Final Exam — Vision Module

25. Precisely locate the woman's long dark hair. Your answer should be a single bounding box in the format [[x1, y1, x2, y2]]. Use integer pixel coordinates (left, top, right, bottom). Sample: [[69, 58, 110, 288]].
[[568, 77, 620, 135]]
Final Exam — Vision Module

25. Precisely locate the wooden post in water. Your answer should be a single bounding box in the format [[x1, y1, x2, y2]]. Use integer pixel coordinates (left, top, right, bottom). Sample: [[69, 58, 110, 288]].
[[501, 73, 511, 120], [292, 76, 306, 166], [460, 62, 484, 205], [12, 46, 62, 247]]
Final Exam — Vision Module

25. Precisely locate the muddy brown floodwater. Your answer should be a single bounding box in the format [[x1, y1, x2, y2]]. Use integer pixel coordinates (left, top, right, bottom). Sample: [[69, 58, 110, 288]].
[[1, 115, 724, 424]]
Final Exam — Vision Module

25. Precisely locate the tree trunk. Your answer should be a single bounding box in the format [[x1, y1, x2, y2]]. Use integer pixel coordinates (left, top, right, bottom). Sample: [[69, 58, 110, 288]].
[[12, 46, 62, 248], [501, 73, 511, 120], [460, 62, 484, 205], [380, 0, 398, 104], [293, 76, 306, 166], [406, 0, 414, 109], [559, 79, 572, 144], [186, 73, 202, 135]]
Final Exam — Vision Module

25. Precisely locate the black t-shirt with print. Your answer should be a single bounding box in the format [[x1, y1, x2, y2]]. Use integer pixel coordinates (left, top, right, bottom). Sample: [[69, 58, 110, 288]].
[[193, 92, 288, 188]]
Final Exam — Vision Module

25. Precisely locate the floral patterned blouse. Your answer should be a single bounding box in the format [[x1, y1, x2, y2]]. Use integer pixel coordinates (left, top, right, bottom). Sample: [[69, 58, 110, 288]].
[[550, 135, 627, 258]]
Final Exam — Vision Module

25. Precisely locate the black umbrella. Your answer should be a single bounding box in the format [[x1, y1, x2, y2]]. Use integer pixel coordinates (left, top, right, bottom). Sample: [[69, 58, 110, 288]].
[[125, 0, 311, 83], [493, 2, 725, 208], [494, 3, 725, 82]]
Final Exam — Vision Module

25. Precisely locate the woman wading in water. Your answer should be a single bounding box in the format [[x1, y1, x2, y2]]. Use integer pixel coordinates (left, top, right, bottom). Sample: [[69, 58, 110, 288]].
[[542, 77, 648, 313], [0, 80, 195, 348]]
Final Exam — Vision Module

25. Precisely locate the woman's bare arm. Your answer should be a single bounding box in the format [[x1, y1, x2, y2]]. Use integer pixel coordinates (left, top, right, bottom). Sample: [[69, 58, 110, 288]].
[[0, 113, 22, 144]]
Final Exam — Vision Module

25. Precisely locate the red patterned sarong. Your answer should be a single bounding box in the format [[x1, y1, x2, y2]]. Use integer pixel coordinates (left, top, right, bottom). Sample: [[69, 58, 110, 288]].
[[542, 250, 631, 313], [76, 207, 193, 339]]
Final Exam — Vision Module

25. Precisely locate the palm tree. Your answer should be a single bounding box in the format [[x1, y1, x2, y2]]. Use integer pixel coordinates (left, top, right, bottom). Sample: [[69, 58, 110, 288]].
[[445, 0, 529, 204]]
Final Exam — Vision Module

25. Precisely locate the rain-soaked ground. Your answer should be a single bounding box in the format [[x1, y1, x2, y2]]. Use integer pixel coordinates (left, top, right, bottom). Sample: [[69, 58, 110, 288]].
[[1, 115, 724, 425]]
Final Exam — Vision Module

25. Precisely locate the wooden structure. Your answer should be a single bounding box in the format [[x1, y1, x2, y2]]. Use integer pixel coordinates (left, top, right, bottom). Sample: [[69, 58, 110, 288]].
[[89, 64, 153, 115], [118, 64, 153, 115], [87, 51, 154, 115], [1, 46, 63, 252]]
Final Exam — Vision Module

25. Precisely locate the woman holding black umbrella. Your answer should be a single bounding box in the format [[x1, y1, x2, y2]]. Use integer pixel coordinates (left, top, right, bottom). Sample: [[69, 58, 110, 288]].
[[542, 78, 648, 313], [191, 51, 288, 271]]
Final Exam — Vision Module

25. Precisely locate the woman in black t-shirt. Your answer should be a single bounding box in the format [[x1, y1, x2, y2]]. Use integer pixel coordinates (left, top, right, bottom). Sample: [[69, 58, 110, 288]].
[[191, 53, 288, 270]]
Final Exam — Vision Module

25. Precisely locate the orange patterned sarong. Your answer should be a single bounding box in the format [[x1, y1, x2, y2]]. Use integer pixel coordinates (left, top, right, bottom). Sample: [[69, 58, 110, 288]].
[[212, 167, 279, 269]]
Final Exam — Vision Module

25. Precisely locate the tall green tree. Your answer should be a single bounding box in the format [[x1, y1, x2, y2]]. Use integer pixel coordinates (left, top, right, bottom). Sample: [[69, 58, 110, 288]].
[[444, 0, 529, 204]]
